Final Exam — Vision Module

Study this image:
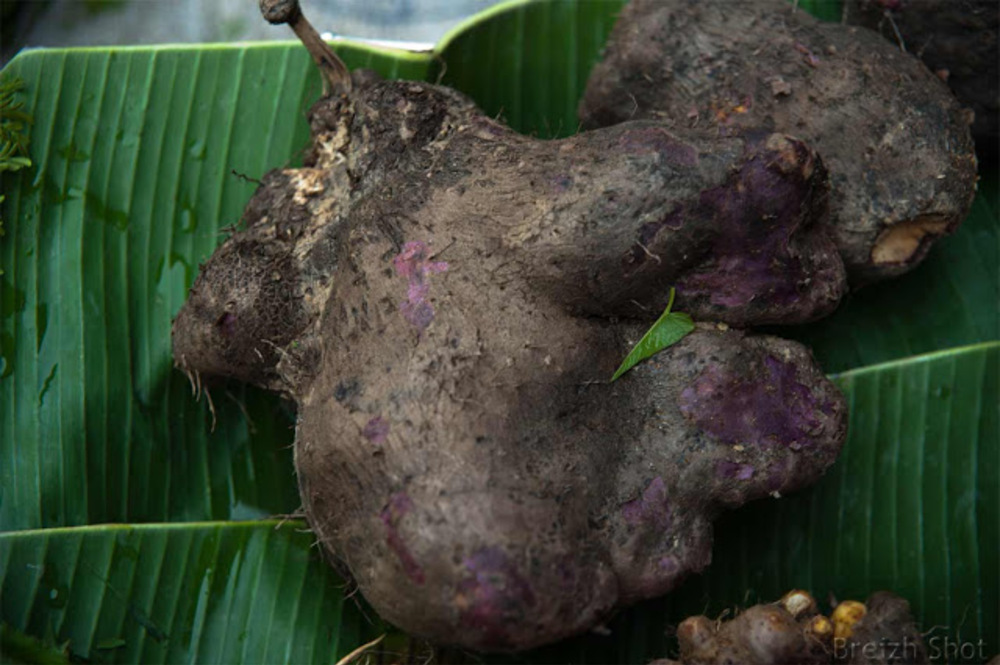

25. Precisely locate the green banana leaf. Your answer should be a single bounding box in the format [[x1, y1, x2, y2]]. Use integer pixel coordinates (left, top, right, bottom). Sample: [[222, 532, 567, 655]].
[[1, 0, 996, 662], [0, 521, 385, 664]]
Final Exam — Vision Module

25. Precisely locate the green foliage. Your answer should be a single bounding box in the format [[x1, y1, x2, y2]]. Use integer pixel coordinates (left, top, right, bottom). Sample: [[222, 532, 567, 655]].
[[0, 76, 32, 174], [0, 623, 71, 665], [611, 287, 694, 381], [0, 75, 33, 272], [0, 522, 384, 663]]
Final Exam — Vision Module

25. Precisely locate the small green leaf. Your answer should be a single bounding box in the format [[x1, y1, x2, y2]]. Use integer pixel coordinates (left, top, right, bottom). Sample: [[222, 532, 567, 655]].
[[611, 288, 694, 381]]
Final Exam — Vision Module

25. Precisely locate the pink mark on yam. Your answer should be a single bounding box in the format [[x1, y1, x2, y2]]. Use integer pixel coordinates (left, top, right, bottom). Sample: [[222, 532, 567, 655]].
[[216, 311, 237, 337], [658, 556, 679, 573], [456, 547, 536, 650], [793, 42, 821, 67], [362, 416, 389, 444], [393, 241, 448, 333], [716, 460, 755, 480], [380, 492, 425, 584], [621, 476, 672, 527]]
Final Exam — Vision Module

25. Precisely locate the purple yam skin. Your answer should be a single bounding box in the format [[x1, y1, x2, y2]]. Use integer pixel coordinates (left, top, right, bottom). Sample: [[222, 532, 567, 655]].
[[295, 324, 846, 650], [617, 126, 700, 167], [671, 135, 843, 321], [679, 355, 826, 450], [457, 547, 538, 650], [717, 461, 755, 480], [362, 416, 389, 443], [380, 492, 425, 584], [172, 95, 847, 414], [579, 0, 978, 285], [600, 325, 846, 603], [174, 67, 849, 651], [622, 477, 673, 527], [594, 129, 845, 325]]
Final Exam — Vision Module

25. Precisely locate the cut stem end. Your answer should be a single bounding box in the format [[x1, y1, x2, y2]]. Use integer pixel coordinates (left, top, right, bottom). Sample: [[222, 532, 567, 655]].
[[259, 0, 353, 95]]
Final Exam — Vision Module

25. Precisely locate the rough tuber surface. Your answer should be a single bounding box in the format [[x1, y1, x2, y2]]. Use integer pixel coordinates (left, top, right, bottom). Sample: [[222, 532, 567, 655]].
[[171, 2, 848, 651], [847, 0, 999, 146], [579, 0, 979, 286], [652, 590, 928, 664]]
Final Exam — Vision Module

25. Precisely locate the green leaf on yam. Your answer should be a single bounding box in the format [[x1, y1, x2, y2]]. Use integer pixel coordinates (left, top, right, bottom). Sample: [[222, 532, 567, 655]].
[[611, 288, 694, 381]]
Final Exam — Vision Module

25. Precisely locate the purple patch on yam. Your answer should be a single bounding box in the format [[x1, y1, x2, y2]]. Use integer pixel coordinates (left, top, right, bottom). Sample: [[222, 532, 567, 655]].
[[621, 476, 672, 527], [555, 555, 578, 587], [379, 492, 425, 584], [675, 141, 817, 307], [679, 355, 822, 449], [393, 241, 448, 333], [717, 460, 755, 480], [216, 311, 237, 337], [793, 42, 821, 67], [400, 301, 435, 331], [362, 416, 389, 444], [658, 556, 679, 573], [456, 547, 536, 650]]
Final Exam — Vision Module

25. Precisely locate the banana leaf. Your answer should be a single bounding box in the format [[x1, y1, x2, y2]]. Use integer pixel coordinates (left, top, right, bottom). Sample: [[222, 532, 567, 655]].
[[1, 0, 996, 662]]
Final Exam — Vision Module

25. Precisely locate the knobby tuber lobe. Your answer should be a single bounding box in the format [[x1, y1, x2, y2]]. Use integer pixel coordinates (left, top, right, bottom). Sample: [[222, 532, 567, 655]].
[[847, 0, 999, 146], [579, 0, 979, 286], [172, 1, 848, 651], [293, 324, 845, 650], [172, 75, 848, 390], [652, 590, 929, 665]]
